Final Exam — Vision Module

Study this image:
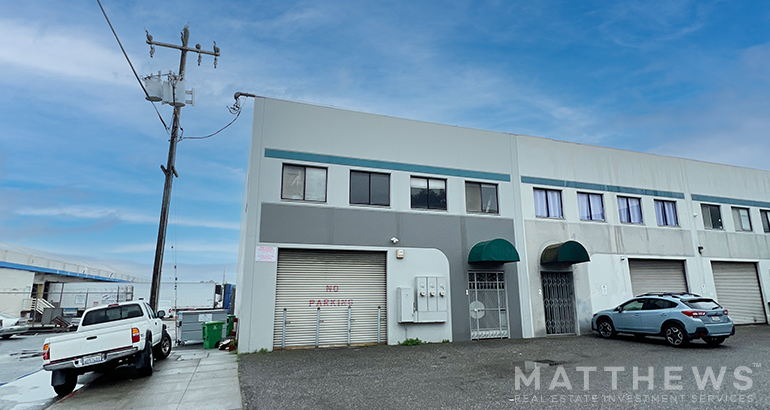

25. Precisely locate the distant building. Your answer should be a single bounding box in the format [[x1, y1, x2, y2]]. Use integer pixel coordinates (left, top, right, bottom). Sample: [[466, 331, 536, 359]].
[[0, 242, 146, 317], [235, 97, 770, 353]]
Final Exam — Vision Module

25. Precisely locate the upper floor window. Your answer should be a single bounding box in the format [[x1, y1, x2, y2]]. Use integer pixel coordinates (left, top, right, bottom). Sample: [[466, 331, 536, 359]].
[[654, 200, 679, 227], [350, 171, 390, 206], [466, 182, 498, 214], [732, 207, 752, 232], [761, 210, 770, 233], [701, 204, 723, 230], [411, 177, 446, 210], [618, 196, 642, 224], [534, 188, 563, 218], [577, 192, 604, 221], [281, 164, 327, 202]]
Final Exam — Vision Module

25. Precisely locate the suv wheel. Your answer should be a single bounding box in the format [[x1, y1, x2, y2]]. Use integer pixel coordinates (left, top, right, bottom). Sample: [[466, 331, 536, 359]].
[[664, 324, 689, 347], [704, 336, 726, 347], [598, 319, 616, 338]]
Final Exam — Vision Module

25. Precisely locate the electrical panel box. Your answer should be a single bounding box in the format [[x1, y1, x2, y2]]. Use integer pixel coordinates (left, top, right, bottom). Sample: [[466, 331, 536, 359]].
[[414, 276, 448, 323], [397, 287, 414, 323]]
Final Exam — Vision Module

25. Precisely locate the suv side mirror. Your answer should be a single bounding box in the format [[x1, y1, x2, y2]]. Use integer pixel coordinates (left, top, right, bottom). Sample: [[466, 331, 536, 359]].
[[157, 310, 166, 319]]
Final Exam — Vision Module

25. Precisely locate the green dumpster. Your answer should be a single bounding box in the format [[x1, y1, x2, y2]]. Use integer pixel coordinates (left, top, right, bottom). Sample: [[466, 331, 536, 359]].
[[227, 314, 235, 336], [202, 321, 225, 349]]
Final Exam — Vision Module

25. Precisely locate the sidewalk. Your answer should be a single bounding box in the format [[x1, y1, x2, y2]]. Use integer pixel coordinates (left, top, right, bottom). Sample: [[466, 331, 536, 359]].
[[47, 345, 242, 410]]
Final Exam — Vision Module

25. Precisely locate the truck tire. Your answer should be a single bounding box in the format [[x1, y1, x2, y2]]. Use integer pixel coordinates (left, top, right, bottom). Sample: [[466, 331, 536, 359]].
[[136, 338, 154, 377], [52, 370, 77, 396], [154, 330, 172, 360]]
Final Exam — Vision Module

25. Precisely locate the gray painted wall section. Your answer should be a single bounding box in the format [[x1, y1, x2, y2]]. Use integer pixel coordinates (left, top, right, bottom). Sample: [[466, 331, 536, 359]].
[[260, 202, 522, 341]]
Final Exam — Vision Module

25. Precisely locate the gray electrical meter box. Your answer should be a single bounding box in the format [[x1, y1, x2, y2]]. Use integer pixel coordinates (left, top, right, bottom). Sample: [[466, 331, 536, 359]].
[[397, 287, 414, 323], [414, 276, 448, 323]]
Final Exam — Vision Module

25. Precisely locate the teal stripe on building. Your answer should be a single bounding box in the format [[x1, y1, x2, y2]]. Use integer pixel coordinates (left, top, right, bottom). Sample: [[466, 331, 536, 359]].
[[521, 176, 685, 199], [692, 194, 770, 209], [265, 149, 512, 182]]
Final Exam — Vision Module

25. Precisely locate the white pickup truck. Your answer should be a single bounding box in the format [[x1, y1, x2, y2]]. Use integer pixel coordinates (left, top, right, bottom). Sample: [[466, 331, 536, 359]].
[[42, 300, 172, 396]]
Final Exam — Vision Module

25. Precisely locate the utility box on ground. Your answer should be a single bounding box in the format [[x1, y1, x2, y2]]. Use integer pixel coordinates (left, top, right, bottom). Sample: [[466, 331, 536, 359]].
[[177, 309, 228, 345]]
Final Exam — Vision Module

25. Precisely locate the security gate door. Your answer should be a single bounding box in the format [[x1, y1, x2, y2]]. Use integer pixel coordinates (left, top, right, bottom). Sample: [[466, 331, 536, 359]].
[[541, 271, 576, 335], [468, 271, 509, 339]]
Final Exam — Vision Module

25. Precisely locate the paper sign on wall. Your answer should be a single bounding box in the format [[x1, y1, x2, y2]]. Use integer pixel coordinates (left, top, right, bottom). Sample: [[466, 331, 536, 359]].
[[256, 246, 277, 262], [199, 313, 213, 322]]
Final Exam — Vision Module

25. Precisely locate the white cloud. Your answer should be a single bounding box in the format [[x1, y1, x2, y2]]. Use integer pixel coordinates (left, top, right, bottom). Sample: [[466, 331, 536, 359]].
[[15, 205, 239, 230], [0, 18, 138, 85], [108, 241, 238, 255]]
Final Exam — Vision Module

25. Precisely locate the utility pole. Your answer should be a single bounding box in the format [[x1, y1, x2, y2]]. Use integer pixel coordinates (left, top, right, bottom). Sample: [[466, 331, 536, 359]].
[[145, 25, 220, 311]]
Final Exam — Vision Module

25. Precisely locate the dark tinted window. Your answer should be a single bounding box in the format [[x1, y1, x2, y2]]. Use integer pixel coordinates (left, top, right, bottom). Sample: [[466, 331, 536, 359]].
[[411, 177, 446, 210], [683, 299, 721, 310], [351, 171, 390, 206], [82, 304, 144, 326], [620, 299, 644, 311], [643, 298, 678, 310]]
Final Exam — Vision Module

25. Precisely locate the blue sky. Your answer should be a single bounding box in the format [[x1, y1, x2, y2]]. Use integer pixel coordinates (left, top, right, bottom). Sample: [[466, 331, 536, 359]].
[[2, 1, 770, 282]]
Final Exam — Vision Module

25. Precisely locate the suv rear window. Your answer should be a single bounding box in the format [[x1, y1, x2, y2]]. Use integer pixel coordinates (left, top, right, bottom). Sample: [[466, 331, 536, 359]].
[[683, 299, 721, 310], [82, 304, 144, 326]]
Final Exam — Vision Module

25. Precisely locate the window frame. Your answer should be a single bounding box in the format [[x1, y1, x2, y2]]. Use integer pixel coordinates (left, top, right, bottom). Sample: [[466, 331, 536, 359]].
[[731, 207, 753, 232], [533, 188, 563, 219], [280, 164, 328, 203], [577, 192, 605, 221], [654, 199, 679, 227], [761, 210, 770, 233], [465, 181, 499, 214], [410, 176, 447, 211], [349, 170, 390, 207], [701, 203, 723, 230], [617, 196, 643, 225]]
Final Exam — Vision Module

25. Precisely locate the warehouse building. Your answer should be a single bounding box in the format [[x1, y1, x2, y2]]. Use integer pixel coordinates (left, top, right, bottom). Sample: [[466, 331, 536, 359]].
[[235, 97, 770, 352], [0, 243, 143, 318]]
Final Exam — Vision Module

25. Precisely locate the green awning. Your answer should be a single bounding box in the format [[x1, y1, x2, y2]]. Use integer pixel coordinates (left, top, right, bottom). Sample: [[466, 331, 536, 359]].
[[540, 240, 590, 265], [468, 239, 520, 263]]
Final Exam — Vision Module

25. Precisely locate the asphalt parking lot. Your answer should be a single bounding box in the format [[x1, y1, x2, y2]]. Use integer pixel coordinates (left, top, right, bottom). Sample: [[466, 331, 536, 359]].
[[239, 325, 770, 410]]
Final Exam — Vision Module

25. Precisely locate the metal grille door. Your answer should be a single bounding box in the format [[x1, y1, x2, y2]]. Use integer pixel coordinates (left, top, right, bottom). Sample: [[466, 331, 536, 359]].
[[541, 272, 576, 335], [712, 262, 767, 325], [468, 271, 509, 339], [273, 249, 387, 349]]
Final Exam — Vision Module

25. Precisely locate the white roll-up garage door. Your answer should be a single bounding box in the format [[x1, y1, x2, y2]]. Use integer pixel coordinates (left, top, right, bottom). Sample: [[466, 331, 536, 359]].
[[711, 262, 767, 325], [273, 249, 387, 349], [629, 259, 688, 296]]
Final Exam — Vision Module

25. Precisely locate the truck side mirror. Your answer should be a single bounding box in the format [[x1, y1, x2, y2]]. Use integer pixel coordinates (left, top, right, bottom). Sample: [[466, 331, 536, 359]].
[[157, 310, 166, 319]]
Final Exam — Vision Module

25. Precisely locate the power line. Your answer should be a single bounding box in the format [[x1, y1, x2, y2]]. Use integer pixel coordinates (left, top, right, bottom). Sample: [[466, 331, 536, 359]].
[[179, 99, 244, 140], [96, 0, 170, 134]]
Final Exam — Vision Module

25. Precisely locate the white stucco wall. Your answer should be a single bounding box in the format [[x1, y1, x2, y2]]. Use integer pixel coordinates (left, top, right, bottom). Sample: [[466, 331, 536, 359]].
[[236, 97, 770, 345], [238, 245, 452, 353]]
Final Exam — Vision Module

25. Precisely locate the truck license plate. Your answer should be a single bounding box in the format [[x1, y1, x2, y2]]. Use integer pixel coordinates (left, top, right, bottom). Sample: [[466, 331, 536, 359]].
[[82, 354, 104, 365]]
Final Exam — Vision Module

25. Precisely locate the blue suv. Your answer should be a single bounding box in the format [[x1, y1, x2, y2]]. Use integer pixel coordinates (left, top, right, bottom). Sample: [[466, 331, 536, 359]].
[[591, 293, 734, 347]]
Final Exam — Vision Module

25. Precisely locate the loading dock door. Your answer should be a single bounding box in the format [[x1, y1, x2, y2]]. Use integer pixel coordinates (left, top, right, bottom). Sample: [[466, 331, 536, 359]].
[[629, 259, 687, 296], [273, 249, 387, 349], [711, 262, 767, 325]]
